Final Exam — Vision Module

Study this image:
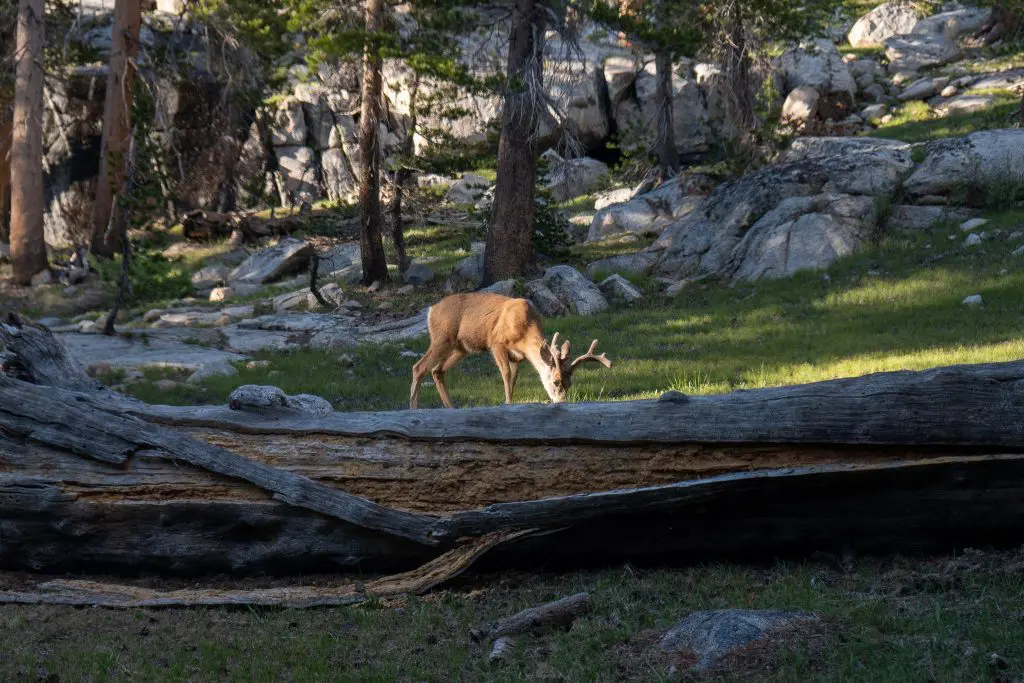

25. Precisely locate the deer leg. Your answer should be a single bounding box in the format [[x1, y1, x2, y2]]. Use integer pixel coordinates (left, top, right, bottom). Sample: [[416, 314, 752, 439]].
[[490, 346, 515, 404], [432, 348, 466, 409], [410, 345, 446, 409], [508, 358, 521, 403]]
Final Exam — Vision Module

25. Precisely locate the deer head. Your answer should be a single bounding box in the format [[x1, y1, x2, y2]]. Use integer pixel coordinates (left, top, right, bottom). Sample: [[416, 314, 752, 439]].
[[537, 333, 613, 403]]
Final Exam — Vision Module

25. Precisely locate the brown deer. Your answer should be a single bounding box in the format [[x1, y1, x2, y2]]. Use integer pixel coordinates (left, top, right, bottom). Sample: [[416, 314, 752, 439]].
[[409, 292, 612, 409]]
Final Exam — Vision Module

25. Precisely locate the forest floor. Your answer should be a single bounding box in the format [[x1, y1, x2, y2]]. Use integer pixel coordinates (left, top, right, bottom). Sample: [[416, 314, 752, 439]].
[[2, 548, 1024, 681]]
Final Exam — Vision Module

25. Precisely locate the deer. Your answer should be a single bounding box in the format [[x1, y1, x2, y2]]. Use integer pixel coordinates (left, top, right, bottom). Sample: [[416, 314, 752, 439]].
[[409, 292, 613, 409]]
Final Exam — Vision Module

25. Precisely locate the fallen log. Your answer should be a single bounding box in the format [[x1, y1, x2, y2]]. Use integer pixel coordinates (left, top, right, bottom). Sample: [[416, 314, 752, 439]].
[[2, 315, 1024, 589], [180, 210, 309, 243], [473, 593, 592, 642]]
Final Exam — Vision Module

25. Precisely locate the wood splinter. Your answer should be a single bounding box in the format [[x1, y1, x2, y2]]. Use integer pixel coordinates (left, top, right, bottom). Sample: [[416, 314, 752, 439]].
[[472, 592, 592, 643]]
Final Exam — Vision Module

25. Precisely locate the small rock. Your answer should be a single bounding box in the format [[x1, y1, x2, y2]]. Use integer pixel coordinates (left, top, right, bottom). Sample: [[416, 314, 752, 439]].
[[367, 281, 381, 293], [396, 284, 415, 295], [246, 360, 271, 369], [598, 274, 644, 303], [781, 86, 821, 124], [964, 233, 982, 247], [399, 350, 419, 358], [659, 609, 819, 672], [143, 309, 166, 323], [153, 379, 182, 392], [31, 269, 54, 287], [404, 262, 435, 285], [36, 317, 63, 328], [891, 71, 918, 86], [940, 85, 958, 98], [337, 353, 356, 366], [963, 294, 983, 306], [191, 264, 230, 291], [861, 103, 888, 120], [1013, 245, 1024, 256], [960, 218, 989, 232], [209, 286, 235, 303], [481, 279, 516, 296]]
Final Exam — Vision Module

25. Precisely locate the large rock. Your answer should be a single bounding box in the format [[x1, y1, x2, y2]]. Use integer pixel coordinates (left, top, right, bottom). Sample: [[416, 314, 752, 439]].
[[230, 237, 314, 285], [884, 34, 961, 73], [598, 274, 643, 303], [318, 243, 361, 276], [847, 2, 920, 47], [776, 40, 856, 120], [445, 174, 492, 205], [273, 146, 320, 206], [540, 265, 608, 316], [191, 264, 230, 291], [779, 136, 911, 163], [451, 242, 486, 285], [912, 6, 990, 38], [781, 86, 820, 125], [898, 76, 948, 101], [654, 139, 914, 282], [42, 66, 107, 248], [903, 130, 1024, 202], [634, 62, 710, 157], [321, 148, 357, 203], [544, 157, 609, 202], [659, 609, 819, 672], [729, 194, 879, 281], [969, 69, 1024, 92], [525, 279, 569, 317], [934, 94, 994, 116], [587, 175, 709, 242], [270, 100, 307, 146], [586, 251, 659, 279], [885, 204, 976, 230]]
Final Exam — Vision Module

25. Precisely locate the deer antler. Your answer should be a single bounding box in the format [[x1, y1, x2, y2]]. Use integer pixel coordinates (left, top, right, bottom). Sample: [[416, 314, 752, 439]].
[[568, 339, 612, 373]]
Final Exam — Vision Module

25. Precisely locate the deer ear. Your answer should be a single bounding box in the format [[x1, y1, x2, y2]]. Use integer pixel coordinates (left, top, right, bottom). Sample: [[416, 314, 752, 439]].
[[540, 344, 554, 365]]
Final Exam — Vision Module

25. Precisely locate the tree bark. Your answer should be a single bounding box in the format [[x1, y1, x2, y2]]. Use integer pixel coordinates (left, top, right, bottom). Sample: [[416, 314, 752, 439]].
[[358, 0, 390, 286], [9, 0, 47, 285], [654, 47, 679, 177], [482, 0, 546, 286], [0, 109, 11, 244], [723, 0, 755, 145], [89, 0, 142, 258], [389, 74, 419, 275]]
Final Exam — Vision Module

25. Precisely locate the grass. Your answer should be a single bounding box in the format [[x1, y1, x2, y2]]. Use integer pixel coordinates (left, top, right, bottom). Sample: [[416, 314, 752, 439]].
[[111, 216, 1024, 411], [3, 548, 1024, 681], [869, 91, 1020, 143]]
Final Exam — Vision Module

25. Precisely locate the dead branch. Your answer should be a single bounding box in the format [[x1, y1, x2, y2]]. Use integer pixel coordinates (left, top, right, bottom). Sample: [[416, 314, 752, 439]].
[[472, 592, 592, 641]]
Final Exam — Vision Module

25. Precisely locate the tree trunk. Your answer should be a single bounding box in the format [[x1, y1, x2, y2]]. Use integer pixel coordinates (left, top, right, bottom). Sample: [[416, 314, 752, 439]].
[[654, 47, 679, 177], [482, 0, 546, 286], [89, 0, 142, 258], [4, 316, 1024, 585], [389, 74, 419, 275], [9, 0, 47, 285], [358, 0, 390, 287], [0, 109, 11, 244], [723, 0, 755, 146]]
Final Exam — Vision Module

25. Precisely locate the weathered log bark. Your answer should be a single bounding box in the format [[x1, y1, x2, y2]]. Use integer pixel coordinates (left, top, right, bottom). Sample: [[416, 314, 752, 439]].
[[474, 592, 592, 641], [2, 315, 1024, 589]]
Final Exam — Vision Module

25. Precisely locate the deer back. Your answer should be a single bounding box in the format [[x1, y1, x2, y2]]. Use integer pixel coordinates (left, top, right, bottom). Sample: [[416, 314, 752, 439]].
[[427, 293, 544, 354]]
